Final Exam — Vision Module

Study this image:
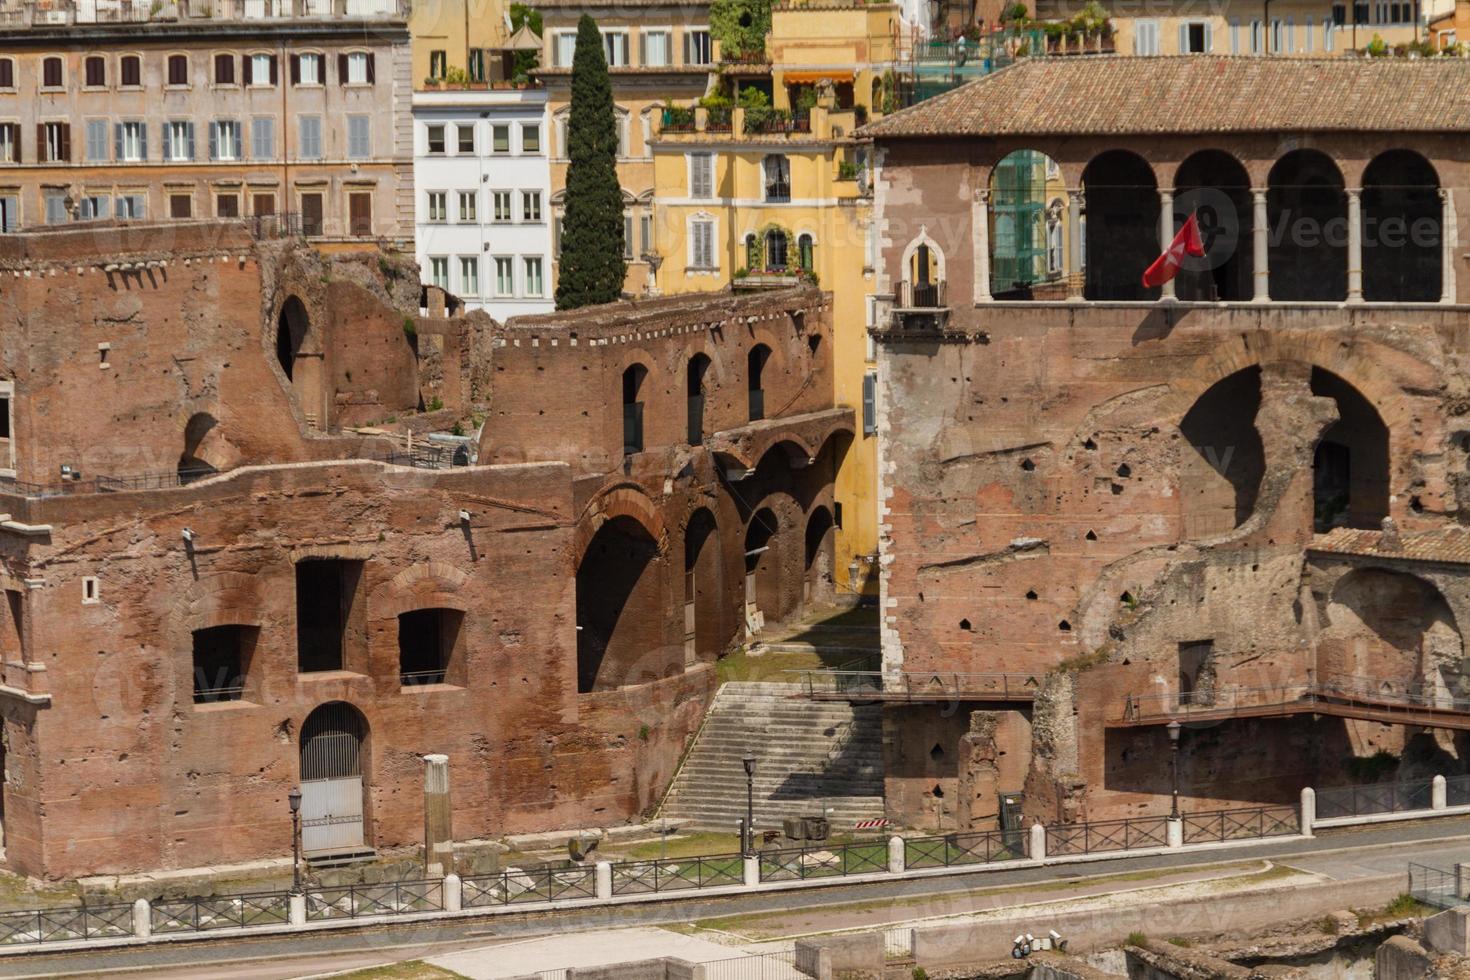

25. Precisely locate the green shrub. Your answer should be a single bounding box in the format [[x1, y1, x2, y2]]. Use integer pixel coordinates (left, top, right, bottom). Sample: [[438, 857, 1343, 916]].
[[1126, 931, 1149, 948]]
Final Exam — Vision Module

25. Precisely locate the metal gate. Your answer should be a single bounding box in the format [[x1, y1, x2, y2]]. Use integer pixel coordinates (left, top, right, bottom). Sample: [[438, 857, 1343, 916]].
[[300, 703, 365, 854]]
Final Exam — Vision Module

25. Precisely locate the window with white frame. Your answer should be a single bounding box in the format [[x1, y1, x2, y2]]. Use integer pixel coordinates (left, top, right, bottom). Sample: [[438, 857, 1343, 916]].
[[250, 53, 273, 83], [684, 28, 712, 65], [297, 116, 321, 160], [554, 32, 577, 67], [345, 51, 370, 84], [457, 123, 474, 154], [347, 115, 370, 159], [492, 190, 512, 222], [640, 213, 652, 256], [616, 111, 630, 158], [427, 191, 447, 223], [603, 31, 630, 66], [555, 114, 568, 159], [642, 29, 671, 66], [429, 256, 449, 289], [459, 256, 478, 294], [458, 191, 476, 222], [492, 124, 510, 153], [118, 121, 147, 162], [690, 152, 714, 199], [522, 190, 542, 222], [690, 216, 715, 269], [494, 256, 514, 296], [297, 52, 323, 85], [523, 256, 543, 296], [0, 125, 16, 164], [521, 122, 541, 153]]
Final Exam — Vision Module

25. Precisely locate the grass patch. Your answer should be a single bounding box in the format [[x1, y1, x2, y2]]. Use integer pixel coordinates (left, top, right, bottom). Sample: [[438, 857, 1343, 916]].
[[1126, 931, 1150, 949], [0, 871, 82, 911], [1357, 892, 1433, 928], [619, 832, 745, 861], [1166, 936, 1194, 947], [327, 962, 468, 980], [716, 646, 829, 684], [1318, 915, 1340, 935]]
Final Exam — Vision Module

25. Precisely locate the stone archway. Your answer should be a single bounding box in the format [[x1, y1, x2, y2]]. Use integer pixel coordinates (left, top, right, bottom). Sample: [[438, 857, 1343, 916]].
[[276, 296, 326, 429]]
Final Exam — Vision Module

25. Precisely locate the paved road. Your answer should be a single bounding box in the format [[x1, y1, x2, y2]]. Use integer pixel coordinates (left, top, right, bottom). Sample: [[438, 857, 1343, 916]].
[[8, 816, 1470, 980]]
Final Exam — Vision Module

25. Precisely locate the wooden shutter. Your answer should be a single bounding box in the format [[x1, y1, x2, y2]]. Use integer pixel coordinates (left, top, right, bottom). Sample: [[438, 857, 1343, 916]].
[[35, 124, 44, 163], [338, 53, 348, 85], [290, 54, 300, 84], [59, 124, 71, 163], [186, 121, 195, 160], [269, 55, 278, 85], [349, 192, 370, 236], [365, 53, 375, 83]]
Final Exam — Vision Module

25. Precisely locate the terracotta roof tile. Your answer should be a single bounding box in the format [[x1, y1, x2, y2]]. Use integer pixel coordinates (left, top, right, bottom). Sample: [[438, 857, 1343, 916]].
[[860, 55, 1470, 138], [1309, 525, 1470, 565]]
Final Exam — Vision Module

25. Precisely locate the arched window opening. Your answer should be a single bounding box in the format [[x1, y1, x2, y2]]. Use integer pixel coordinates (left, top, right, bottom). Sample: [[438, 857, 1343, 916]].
[[744, 508, 781, 631], [764, 228, 788, 271], [299, 702, 368, 854], [1179, 368, 1265, 535], [747, 345, 771, 421], [398, 608, 464, 687], [622, 363, 648, 455], [276, 296, 310, 380], [797, 233, 814, 272], [991, 149, 1064, 297], [683, 508, 727, 664], [1268, 150, 1347, 301], [1173, 150, 1253, 301], [1312, 367, 1389, 532], [1362, 149, 1441, 302], [686, 354, 710, 445], [577, 516, 665, 692], [906, 241, 941, 308], [179, 412, 221, 484], [803, 506, 836, 607], [744, 233, 759, 271], [1082, 150, 1159, 301]]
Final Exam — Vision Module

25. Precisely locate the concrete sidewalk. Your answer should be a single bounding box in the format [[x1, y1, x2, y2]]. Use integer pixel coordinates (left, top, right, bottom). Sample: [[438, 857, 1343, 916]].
[[426, 927, 771, 979]]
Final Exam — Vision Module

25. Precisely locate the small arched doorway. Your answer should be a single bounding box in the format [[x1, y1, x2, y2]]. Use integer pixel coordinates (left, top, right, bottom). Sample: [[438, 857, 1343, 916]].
[[747, 345, 771, 421], [803, 506, 835, 607], [1362, 149, 1441, 302], [299, 701, 368, 855], [576, 515, 665, 691], [276, 296, 326, 429], [744, 508, 780, 634], [684, 508, 724, 665]]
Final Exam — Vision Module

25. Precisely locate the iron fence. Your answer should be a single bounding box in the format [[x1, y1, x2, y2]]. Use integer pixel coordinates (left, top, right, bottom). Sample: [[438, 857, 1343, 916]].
[[305, 879, 443, 920], [150, 891, 291, 933], [704, 948, 802, 980], [461, 866, 597, 907], [1448, 773, 1470, 807], [96, 468, 218, 492], [758, 841, 887, 882], [1046, 816, 1169, 856], [609, 854, 744, 895], [1181, 805, 1298, 844], [1315, 778, 1434, 819], [904, 828, 1028, 869], [1410, 862, 1463, 909], [0, 904, 133, 945]]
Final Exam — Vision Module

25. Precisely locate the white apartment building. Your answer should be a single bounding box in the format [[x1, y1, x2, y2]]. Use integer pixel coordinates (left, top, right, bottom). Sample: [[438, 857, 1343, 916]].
[[413, 88, 553, 318]]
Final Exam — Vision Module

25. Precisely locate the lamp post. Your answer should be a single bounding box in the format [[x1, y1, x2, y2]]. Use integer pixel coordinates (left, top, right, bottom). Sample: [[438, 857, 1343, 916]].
[[742, 751, 756, 857], [288, 787, 302, 895], [1167, 721, 1182, 820]]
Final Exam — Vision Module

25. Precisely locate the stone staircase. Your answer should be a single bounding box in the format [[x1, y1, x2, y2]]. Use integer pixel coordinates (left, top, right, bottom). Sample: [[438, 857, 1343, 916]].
[[658, 681, 886, 832]]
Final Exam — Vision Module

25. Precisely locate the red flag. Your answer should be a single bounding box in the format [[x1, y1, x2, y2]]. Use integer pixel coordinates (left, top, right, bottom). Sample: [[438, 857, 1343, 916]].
[[1142, 212, 1206, 289]]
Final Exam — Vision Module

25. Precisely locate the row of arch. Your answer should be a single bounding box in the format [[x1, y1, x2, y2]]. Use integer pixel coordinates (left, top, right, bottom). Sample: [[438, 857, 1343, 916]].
[[935, 146, 1448, 303], [623, 344, 775, 453]]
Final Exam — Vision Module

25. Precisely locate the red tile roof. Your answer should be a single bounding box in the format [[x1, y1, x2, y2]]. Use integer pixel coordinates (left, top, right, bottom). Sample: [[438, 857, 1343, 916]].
[[860, 55, 1470, 138], [1310, 525, 1470, 565]]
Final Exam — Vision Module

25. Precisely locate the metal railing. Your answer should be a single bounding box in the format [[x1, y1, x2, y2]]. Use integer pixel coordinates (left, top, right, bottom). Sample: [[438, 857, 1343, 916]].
[[897, 279, 947, 310], [758, 841, 887, 882], [305, 879, 443, 920], [192, 683, 245, 704], [1122, 673, 1470, 726], [151, 891, 291, 932], [703, 949, 799, 980], [1410, 862, 1463, 910], [1181, 805, 1298, 844], [793, 669, 1041, 701], [461, 866, 597, 907], [1315, 777, 1435, 819], [1046, 815, 1169, 856], [399, 669, 448, 687], [0, 905, 133, 945], [609, 854, 743, 895], [904, 828, 1028, 869]]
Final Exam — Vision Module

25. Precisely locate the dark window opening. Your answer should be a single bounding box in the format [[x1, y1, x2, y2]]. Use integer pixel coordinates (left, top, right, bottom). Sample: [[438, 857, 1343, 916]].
[[295, 559, 363, 673], [84, 56, 105, 87], [193, 625, 255, 703], [1178, 639, 1213, 704], [1268, 150, 1347, 301], [121, 56, 140, 87], [577, 516, 663, 692], [622, 363, 647, 454], [1362, 149, 1441, 303], [0, 396, 11, 440], [747, 345, 770, 422], [1311, 367, 1389, 532], [398, 608, 463, 686], [276, 296, 309, 381], [686, 354, 709, 445], [1180, 367, 1265, 535], [42, 56, 62, 88], [1173, 150, 1252, 301], [1082, 150, 1160, 301]]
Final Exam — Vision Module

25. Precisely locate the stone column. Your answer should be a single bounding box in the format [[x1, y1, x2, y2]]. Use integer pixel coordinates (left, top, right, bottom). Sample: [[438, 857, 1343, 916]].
[[1347, 187, 1364, 303], [1067, 189, 1085, 301], [1166, 818, 1183, 848], [888, 834, 905, 874], [595, 860, 613, 899], [973, 188, 992, 303], [743, 854, 760, 887], [1159, 189, 1176, 300], [1442, 187, 1458, 304], [1030, 821, 1047, 861], [1252, 188, 1270, 302], [423, 753, 453, 878], [132, 898, 152, 939]]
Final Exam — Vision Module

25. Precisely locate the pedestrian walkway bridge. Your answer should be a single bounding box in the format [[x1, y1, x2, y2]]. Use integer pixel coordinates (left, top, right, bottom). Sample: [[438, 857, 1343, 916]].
[[1115, 671, 1470, 731], [792, 669, 1043, 703]]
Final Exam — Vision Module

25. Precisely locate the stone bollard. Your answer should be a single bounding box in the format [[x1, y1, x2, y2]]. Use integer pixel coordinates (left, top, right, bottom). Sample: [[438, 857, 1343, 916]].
[[423, 754, 454, 877], [1167, 817, 1183, 848], [595, 861, 612, 900], [1030, 822, 1047, 861], [444, 873, 462, 913], [131, 898, 151, 939], [1457, 863, 1470, 901], [1434, 774, 1448, 810], [289, 892, 307, 927], [888, 835, 905, 874], [743, 854, 760, 888], [1300, 786, 1316, 838]]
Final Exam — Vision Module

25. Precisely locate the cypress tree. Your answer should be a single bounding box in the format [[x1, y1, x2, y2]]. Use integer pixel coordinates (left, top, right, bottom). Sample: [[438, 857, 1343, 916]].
[[556, 14, 626, 309]]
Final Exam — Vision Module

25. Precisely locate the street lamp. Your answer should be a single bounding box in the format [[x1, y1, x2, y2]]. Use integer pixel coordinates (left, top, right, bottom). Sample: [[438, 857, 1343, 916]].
[[287, 787, 303, 895], [1166, 721, 1182, 820], [742, 751, 756, 857]]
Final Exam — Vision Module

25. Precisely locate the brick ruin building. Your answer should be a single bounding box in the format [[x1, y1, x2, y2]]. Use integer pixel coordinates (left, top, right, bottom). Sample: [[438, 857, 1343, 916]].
[[0, 220, 848, 878], [862, 57, 1470, 830]]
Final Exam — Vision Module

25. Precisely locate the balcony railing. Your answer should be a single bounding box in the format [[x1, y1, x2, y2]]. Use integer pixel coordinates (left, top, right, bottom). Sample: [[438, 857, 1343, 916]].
[[897, 280, 947, 310]]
